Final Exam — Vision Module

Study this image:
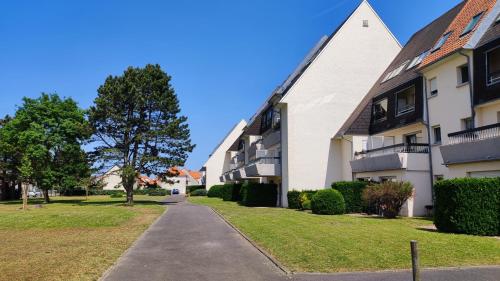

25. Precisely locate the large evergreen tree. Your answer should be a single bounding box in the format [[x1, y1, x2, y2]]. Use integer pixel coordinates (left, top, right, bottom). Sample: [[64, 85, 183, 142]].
[[89, 64, 194, 205], [0, 94, 91, 204]]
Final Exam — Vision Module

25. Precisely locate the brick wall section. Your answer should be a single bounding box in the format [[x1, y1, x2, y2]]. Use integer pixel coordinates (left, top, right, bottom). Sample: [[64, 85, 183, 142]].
[[421, 0, 496, 68]]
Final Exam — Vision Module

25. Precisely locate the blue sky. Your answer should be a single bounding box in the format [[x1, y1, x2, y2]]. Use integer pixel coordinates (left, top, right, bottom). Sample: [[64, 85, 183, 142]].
[[0, 0, 462, 170]]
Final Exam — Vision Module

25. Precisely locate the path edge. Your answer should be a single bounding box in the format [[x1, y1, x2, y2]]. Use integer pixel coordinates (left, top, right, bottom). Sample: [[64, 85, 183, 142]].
[[209, 206, 292, 276], [98, 203, 169, 281]]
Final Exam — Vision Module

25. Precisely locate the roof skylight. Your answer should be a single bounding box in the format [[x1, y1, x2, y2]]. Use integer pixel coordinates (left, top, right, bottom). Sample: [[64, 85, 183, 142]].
[[407, 50, 430, 70], [432, 32, 452, 52], [381, 60, 410, 83], [461, 12, 483, 36]]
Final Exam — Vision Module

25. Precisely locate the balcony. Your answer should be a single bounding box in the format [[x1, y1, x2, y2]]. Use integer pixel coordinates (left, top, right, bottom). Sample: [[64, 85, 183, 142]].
[[247, 139, 263, 160], [244, 150, 281, 177], [351, 143, 429, 173], [262, 129, 281, 148], [440, 123, 500, 165]]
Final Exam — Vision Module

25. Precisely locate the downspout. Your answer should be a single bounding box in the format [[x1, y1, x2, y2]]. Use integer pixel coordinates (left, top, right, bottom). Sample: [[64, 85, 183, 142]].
[[458, 50, 475, 127], [422, 77, 435, 205]]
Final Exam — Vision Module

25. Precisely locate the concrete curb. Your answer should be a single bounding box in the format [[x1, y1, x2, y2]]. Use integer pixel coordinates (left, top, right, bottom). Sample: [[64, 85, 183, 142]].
[[99, 203, 169, 281], [209, 206, 292, 276]]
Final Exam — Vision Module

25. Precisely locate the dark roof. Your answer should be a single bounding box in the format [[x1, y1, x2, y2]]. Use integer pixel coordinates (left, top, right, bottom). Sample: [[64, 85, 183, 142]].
[[245, 113, 262, 135], [477, 16, 500, 47], [337, 1, 465, 136], [227, 133, 243, 152]]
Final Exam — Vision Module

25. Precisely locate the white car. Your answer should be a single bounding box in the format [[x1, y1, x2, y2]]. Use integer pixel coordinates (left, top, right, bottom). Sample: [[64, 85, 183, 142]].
[[28, 191, 42, 198]]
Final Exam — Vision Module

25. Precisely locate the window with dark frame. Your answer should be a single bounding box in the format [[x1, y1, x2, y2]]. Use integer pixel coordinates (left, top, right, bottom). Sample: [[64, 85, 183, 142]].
[[462, 117, 474, 130], [396, 86, 416, 116], [458, 64, 469, 84], [461, 12, 483, 36], [433, 126, 442, 144], [372, 98, 388, 123], [432, 32, 452, 52], [487, 47, 500, 85], [429, 78, 438, 96]]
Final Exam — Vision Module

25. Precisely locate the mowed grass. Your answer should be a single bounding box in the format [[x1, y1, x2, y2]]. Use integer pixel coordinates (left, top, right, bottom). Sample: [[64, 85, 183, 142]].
[[189, 197, 500, 273], [0, 195, 166, 281]]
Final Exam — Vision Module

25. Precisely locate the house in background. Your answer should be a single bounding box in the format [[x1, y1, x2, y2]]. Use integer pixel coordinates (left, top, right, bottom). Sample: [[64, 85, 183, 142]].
[[158, 167, 202, 194], [217, 0, 402, 207]]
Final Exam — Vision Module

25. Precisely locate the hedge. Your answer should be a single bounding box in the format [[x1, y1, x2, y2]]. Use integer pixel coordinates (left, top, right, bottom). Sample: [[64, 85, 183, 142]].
[[287, 190, 301, 209], [222, 183, 242, 201], [187, 185, 206, 194], [190, 189, 207, 196], [240, 182, 277, 207], [311, 189, 345, 215], [332, 181, 369, 213], [207, 185, 225, 198], [434, 178, 500, 236], [299, 190, 317, 210]]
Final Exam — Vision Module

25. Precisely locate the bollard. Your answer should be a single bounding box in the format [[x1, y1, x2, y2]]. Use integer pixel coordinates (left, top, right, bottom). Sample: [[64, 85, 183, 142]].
[[410, 240, 420, 281]]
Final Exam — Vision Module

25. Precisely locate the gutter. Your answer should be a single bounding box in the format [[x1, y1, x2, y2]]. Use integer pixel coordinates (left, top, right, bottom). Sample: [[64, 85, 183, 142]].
[[458, 50, 476, 127], [422, 78, 435, 205]]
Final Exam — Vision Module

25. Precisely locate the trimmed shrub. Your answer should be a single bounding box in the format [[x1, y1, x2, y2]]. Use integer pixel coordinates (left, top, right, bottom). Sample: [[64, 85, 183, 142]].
[[240, 182, 277, 207], [299, 190, 317, 210], [222, 183, 242, 201], [187, 185, 206, 194], [287, 190, 301, 209], [332, 181, 369, 213], [148, 189, 169, 196], [311, 189, 345, 215], [190, 189, 207, 196], [434, 178, 500, 236], [362, 181, 414, 218], [207, 185, 224, 198]]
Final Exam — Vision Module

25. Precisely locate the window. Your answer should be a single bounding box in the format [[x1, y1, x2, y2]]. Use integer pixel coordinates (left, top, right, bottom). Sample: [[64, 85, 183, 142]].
[[372, 99, 388, 122], [462, 117, 474, 130], [461, 12, 483, 36], [486, 47, 500, 85], [457, 64, 469, 84], [497, 13, 500, 24], [381, 61, 410, 83], [433, 126, 442, 144], [432, 32, 452, 52], [363, 20, 369, 27], [261, 107, 274, 132], [407, 50, 429, 70], [434, 175, 444, 182], [237, 139, 245, 151], [396, 86, 416, 115], [429, 77, 438, 96], [405, 134, 417, 144]]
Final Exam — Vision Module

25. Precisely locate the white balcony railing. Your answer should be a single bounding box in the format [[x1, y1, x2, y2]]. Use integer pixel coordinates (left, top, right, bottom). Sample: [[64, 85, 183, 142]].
[[447, 123, 500, 145], [354, 143, 429, 160]]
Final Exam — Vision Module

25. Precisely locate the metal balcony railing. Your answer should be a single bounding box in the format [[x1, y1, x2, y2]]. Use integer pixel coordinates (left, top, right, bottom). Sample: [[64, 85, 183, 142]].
[[447, 123, 500, 145], [354, 143, 429, 159]]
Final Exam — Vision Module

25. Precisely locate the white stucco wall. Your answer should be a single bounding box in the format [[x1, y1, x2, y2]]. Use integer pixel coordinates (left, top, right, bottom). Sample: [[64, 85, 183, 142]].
[[203, 120, 247, 189], [280, 1, 401, 205], [102, 166, 125, 191]]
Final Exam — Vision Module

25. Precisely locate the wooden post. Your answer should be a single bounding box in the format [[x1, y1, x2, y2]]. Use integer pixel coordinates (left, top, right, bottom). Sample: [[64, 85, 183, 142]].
[[410, 240, 420, 281]]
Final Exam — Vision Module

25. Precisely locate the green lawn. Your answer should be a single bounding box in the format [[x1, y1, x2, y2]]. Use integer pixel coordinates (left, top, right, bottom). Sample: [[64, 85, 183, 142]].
[[0, 195, 166, 281], [189, 197, 500, 273]]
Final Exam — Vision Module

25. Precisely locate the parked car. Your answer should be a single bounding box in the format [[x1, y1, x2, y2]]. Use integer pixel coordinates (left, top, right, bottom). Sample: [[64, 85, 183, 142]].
[[28, 191, 42, 198], [172, 188, 180, 195]]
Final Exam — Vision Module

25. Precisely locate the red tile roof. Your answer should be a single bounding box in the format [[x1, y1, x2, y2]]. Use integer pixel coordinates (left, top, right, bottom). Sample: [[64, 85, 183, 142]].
[[421, 0, 496, 68]]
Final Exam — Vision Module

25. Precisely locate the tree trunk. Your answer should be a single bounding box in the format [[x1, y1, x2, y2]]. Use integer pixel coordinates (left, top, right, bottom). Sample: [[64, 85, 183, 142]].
[[126, 187, 133, 206], [43, 189, 50, 203], [21, 183, 28, 210]]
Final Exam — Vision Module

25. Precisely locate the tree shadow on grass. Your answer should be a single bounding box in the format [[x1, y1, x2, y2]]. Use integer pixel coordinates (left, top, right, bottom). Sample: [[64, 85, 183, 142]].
[[0, 198, 165, 206]]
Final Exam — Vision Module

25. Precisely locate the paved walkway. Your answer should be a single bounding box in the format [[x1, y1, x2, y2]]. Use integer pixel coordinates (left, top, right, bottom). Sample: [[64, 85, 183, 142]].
[[102, 196, 500, 281], [101, 195, 285, 281]]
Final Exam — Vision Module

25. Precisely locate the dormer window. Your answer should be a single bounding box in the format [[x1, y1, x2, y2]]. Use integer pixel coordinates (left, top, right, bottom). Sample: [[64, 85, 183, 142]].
[[372, 98, 388, 123], [407, 50, 430, 70], [487, 47, 500, 85], [396, 86, 416, 116], [432, 32, 452, 52], [461, 12, 483, 36]]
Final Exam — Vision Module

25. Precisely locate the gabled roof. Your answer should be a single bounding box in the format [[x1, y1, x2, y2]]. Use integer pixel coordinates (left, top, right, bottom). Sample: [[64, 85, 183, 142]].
[[227, 133, 243, 152], [421, 0, 497, 68], [336, 1, 465, 137]]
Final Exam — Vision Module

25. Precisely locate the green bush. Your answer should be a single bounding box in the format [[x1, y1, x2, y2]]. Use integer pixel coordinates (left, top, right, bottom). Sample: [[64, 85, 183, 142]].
[[148, 189, 169, 196], [287, 190, 301, 209], [187, 185, 206, 194], [207, 185, 225, 198], [332, 181, 369, 213], [190, 189, 207, 196], [222, 183, 242, 201], [110, 193, 124, 198], [240, 182, 277, 207], [311, 189, 345, 215], [362, 181, 413, 218], [299, 191, 317, 210], [434, 178, 500, 236]]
